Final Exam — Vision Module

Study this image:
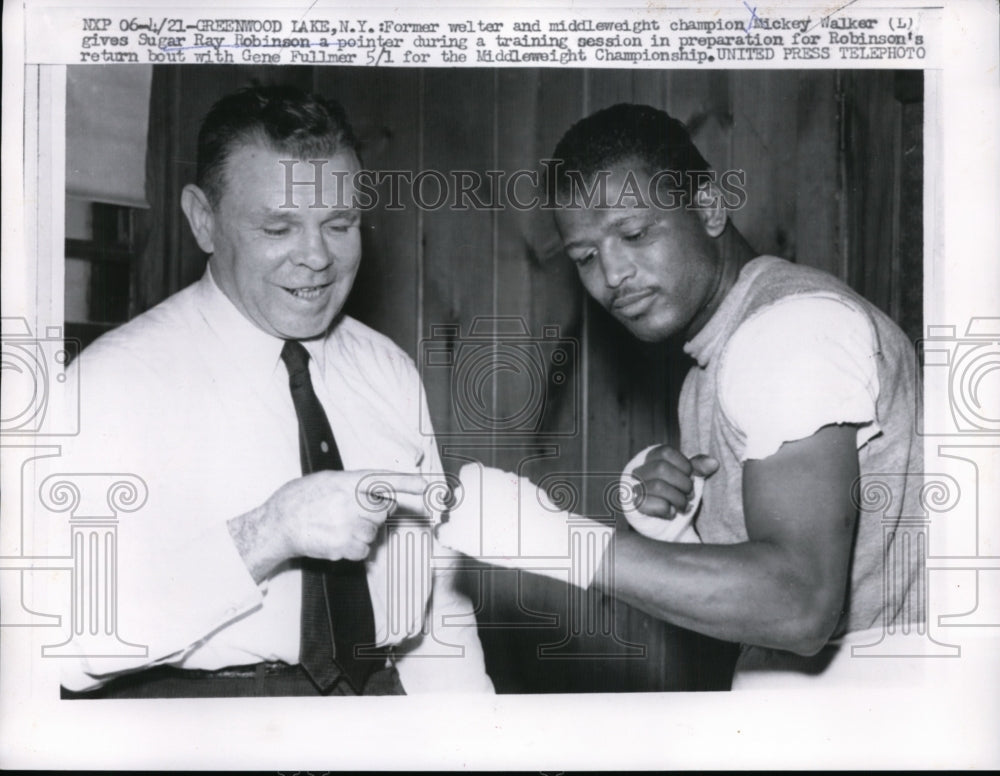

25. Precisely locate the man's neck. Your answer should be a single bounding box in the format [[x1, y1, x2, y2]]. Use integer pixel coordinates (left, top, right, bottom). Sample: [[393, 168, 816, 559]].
[[684, 224, 756, 341]]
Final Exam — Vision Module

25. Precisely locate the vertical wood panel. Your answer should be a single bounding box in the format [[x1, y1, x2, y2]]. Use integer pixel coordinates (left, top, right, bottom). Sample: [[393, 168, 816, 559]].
[[419, 68, 498, 461], [317, 67, 423, 358], [794, 71, 842, 275], [484, 67, 552, 694], [528, 68, 590, 484], [493, 68, 541, 474], [666, 70, 733, 175], [488, 69, 599, 693], [844, 71, 898, 320], [896, 73, 924, 345], [416, 70, 524, 691], [730, 71, 801, 259], [631, 68, 669, 108], [136, 66, 181, 316]]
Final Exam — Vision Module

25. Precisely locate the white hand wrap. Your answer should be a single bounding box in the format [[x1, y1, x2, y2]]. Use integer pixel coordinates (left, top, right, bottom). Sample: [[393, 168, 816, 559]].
[[436, 463, 614, 589], [620, 445, 703, 543]]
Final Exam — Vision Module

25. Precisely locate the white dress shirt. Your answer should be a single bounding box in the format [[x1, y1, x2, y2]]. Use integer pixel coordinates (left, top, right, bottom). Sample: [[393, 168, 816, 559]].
[[47, 267, 493, 693]]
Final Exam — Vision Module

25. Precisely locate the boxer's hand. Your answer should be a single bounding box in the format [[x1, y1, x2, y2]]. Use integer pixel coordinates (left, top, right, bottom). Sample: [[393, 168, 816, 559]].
[[228, 470, 430, 582], [632, 446, 719, 520]]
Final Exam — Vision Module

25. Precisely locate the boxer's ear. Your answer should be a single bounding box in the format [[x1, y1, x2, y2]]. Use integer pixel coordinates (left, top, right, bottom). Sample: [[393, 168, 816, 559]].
[[693, 181, 728, 238], [181, 184, 216, 254]]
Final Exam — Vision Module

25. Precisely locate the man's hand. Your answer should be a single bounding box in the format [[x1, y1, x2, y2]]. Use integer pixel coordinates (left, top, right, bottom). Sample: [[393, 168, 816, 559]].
[[632, 445, 719, 519], [228, 470, 430, 583]]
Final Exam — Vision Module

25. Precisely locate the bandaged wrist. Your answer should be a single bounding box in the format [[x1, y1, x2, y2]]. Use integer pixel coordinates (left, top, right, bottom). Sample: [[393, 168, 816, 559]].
[[436, 463, 614, 589]]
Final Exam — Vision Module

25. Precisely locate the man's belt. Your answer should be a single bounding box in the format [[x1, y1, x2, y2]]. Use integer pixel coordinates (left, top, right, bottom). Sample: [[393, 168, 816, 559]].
[[61, 649, 393, 699], [172, 660, 303, 679]]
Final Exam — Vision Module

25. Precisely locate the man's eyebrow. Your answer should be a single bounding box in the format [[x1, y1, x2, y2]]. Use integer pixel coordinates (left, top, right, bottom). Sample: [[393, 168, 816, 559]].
[[252, 205, 361, 218], [607, 213, 649, 228], [325, 208, 361, 219], [563, 214, 646, 247], [251, 206, 299, 220]]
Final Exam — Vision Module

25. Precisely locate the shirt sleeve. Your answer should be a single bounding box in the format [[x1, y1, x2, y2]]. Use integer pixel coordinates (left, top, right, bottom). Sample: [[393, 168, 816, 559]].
[[717, 295, 882, 462], [381, 348, 494, 693], [391, 543, 495, 694], [43, 350, 265, 692]]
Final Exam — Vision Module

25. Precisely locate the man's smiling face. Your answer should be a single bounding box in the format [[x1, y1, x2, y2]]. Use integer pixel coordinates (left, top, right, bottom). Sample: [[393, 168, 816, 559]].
[[202, 142, 363, 340], [555, 160, 725, 343]]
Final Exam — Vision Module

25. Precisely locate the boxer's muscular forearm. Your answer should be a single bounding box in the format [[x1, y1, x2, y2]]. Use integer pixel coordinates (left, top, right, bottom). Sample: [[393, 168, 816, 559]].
[[596, 424, 860, 655]]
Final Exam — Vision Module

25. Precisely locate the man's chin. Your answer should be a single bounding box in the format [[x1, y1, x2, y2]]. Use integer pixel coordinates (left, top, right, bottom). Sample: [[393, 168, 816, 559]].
[[629, 328, 663, 343], [616, 314, 662, 342], [284, 323, 336, 341], [270, 310, 340, 341], [616, 300, 688, 342]]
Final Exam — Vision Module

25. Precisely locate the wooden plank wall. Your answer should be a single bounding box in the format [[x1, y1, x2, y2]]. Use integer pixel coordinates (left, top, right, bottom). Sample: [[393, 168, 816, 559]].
[[139, 66, 919, 693], [843, 70, 924, 345]]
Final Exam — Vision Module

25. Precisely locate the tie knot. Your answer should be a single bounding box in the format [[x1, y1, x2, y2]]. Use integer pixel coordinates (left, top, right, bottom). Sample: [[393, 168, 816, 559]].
[[280, 339, 311, 380]]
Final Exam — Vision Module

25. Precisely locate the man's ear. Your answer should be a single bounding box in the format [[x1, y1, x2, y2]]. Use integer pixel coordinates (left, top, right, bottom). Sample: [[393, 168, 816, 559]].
[[693, 181, 728, 238], [180, 184, 216, 254]]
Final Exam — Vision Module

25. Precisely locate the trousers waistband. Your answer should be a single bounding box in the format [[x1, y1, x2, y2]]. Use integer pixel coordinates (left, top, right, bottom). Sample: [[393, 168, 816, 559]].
[[62, 651, 397, 699], [173, 660, 302, 680], [169, 649, 391, 680]]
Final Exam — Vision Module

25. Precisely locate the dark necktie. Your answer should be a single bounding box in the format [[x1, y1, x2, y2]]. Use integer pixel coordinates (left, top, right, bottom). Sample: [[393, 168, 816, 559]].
[[280, 339, 378, 694]]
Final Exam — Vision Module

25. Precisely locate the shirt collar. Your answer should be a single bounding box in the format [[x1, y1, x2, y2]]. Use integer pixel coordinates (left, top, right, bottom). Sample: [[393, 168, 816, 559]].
[[195, 265, 329, 381]]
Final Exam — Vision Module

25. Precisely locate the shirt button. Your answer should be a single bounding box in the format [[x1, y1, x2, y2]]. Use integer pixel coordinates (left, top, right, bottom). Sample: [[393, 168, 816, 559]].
[[321, 441, 329, 453]]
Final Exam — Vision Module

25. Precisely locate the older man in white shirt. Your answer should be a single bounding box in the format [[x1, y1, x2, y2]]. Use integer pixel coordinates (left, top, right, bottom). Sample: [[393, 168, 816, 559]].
[[50, 84, 492, 697]]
